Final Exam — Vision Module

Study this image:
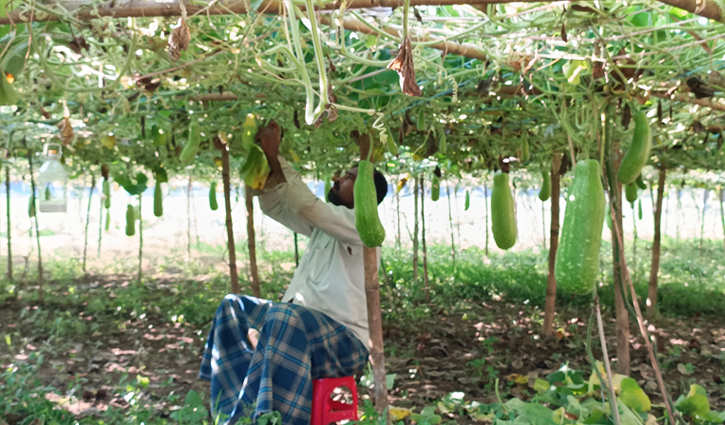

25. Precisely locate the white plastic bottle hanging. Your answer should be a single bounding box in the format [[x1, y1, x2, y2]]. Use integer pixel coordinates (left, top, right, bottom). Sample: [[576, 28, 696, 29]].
[[38, 143, 68, 213]]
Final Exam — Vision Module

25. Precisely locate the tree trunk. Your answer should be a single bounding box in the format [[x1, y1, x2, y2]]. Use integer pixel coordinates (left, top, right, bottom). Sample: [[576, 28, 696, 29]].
[[543, 154, 561, 337], [187, 177, 192, 262], [6, 166, 12, 283], [541, 198, 546, 247], [648, 166, 666, 320], [700, 189, 709, 250], [222, 147, 240, 294], [420, 176, 430, 303], [446, 185, 456, 263], [246, 186, 261, 297], [484, 179, 490, 256], [412, 177, 419, 281], [28, 153, 43, 302], [363, 246, 389, 417], [138, 194, 143, 284], [83, 175, 95, 273]]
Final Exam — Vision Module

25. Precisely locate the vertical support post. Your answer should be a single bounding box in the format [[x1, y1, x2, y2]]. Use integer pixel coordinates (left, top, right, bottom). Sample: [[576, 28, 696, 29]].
[[543, 154, 561, 337], [246, 186, 261, 297], [222, 145, 240, 294]]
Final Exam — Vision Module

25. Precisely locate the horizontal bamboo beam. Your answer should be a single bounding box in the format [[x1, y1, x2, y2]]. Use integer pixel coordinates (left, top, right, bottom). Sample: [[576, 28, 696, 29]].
[[655, 0, 724, 23], [650, 91, 725, 112], [0, 0, 570, 24]]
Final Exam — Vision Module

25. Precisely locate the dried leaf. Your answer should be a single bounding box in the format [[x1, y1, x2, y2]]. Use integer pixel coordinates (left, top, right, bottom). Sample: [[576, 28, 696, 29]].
[[168, 18, 191, 62], [414, 8, 422, 22], [68, 36, 91, 55], [561, 23, 568, 43], [387, 37, 421, 97], [58, 117, 74, 146], [39, 105, 51, 119], [686, 76, 715, 99]]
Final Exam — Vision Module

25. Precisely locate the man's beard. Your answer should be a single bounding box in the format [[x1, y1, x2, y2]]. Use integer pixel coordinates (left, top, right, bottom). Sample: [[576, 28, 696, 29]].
[[327, 188, 347, 208]]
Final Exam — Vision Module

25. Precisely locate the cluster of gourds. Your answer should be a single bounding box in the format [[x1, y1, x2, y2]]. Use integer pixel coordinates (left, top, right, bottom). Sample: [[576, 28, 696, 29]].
[[484, 109, 651, 296]]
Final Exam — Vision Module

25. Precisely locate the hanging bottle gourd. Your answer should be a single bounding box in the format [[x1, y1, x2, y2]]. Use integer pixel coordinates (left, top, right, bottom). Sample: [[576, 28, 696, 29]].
[[38, 143, 68, 213]]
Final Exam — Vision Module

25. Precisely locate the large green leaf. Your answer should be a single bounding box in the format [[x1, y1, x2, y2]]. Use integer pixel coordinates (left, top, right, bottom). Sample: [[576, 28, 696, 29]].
[[619, 377, 651, 412]]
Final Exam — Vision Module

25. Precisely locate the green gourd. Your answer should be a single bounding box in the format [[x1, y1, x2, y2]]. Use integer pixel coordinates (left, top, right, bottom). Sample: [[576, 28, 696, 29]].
[[625, 182, 638, 204], [105, 210, 111, 231], [439, 131, 447, 155], [539, 170, 551, 201], [28, 195, 35, 218], [354, 160, 386, 247], [387, 128, 399, 156], [618, 111, 652, 184], [491, 172, 517, 250], [154, 181, 163, 217], [152, 125, 166, 147], [636, 174, 647, 190], [638, 199, 643, 220], [431, 175, 440, 202], [324, 178, 332, 202], [209, 181, 219, 211], [555, 160, 606, 295], [521, 135, 530, 163], [180, 121, 201, 165], [465, 190, 470, 211], [44, 186, 51, 200], [125, 205, 135, 236], [103, 180, 111, 209], [241, 114, 257, 151]]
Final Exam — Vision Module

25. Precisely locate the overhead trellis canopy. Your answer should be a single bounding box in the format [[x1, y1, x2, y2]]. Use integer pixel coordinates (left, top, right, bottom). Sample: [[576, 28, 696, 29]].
[[1, 0, 725, 178]]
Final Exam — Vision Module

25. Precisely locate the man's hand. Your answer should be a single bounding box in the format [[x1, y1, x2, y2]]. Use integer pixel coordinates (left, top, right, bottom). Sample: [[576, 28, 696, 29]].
[[257, 120, 281, 160], [351, 130, 371, 162]]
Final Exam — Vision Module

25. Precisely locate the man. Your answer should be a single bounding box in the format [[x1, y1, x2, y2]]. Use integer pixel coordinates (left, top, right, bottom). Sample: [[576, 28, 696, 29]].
[[199, 121, 388, 425]]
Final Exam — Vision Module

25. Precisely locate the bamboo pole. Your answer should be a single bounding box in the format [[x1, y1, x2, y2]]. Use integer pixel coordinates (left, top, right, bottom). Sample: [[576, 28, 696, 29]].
[[5, 166, 12, 283], [363, 246, 389, 416], [137, 193, 143, 283], [222, 145, 240, 294], [412, 177, 419, 281], [97, 181, 103, 258], [82, 175, 95, 274], [186, 177, 192, 262], [446, 185, 456, 263], [647, 166, 666, 320], [420, 175, 430, 304], [246, 185, 261, 297], [27, 152, 43, 302], [543, 154, 561, 337]]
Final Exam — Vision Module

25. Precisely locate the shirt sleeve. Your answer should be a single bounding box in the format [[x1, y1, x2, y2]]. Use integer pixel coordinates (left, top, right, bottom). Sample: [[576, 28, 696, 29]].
[[257, 157, 362, 245]]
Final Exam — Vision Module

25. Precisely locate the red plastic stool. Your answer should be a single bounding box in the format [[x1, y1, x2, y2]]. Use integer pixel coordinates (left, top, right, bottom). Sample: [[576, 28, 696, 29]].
[[311, 376, 359, 425]]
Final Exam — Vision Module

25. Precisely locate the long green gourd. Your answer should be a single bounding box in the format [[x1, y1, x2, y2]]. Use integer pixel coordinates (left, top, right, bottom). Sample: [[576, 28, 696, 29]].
[[354, 160, 385, 247], [28, 195, 35, 218], [180, 122, 201, 165], [618, 111, 651, 184], [209, 181, 219, 211], [555, 160, 606, 295], [154, 181, 163, 217], [103, 180, 111, 209], [491, 172, 517, 250], [625, 182, 638, 204], [105, 210, 111, 232], [539, 169, 551, 201], [465, 190, 470, 211], [125, 205, 135, 236], [638, 199, 643, 220], [324, 177, 332, 202], [431, 174, 440, 202], [521, 135, 530, 162]]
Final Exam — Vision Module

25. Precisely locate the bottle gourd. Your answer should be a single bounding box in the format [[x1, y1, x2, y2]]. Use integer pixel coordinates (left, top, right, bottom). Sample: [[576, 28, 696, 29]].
[[125, 205, 135, 236], [180, 122, 201, 165], [539, 169, 551, 201], [618, 111, 651, 184], [209, 181, 218, 211], [555, 160, 606, 295], [354, 161, 386, 247], [491, 172, 517, 250], [153, 181, 163, 217]]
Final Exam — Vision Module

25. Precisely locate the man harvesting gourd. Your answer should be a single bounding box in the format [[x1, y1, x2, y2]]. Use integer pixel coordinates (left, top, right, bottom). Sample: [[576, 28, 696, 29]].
[[199, 121, 388, 425]]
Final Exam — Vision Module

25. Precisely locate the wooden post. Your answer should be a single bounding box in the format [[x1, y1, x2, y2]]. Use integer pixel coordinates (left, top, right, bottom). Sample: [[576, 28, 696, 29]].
[[82, 175, 95, 273], [137, 194, 143, 283], [647, 166, 666, 320], [484, 179, 490, 256], [543, 154, 561, 337], [446, 185, 456, 263], [699, 189, 709, 250], [293, 232, 299, 266], [609, 152, 630, 376], [6, 166, 12, 283], [246, 185, 261, 297], [420, 176, 430, 303], [364, 246, 389, 416], [28, 152, 43, 302], [412, 177, 419, 281], [222, 146, 240, 294], [187, 177, 192, 262], [720, 189, 725, 254]]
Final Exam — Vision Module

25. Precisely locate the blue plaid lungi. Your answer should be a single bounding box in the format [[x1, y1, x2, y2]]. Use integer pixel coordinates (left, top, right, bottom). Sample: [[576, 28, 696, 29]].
[[199, 294, 369, 425]]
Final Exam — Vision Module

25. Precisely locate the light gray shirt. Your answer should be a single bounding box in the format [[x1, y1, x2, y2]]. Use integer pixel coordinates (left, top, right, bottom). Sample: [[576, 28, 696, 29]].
[[257, 156, 378, 349]]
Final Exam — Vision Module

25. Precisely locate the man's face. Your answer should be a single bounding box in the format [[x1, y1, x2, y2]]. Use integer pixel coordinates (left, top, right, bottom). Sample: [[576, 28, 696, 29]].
[[328, 167, 358, 209]]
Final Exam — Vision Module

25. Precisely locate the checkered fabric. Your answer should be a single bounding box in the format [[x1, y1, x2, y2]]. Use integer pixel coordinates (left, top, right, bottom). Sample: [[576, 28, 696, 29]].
[[199, 294, 369, 425]]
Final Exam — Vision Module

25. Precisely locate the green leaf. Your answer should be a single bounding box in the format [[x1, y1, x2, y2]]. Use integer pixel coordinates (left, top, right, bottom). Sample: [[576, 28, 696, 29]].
[[669, 6, 689, 18], [534, 378, 550, 394], [386, 373, 397, 389], [619, 377, 651, 412], [184, 389, 204, 408]]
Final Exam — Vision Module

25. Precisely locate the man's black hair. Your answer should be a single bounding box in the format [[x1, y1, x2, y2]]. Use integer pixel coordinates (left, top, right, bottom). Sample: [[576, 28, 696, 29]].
[[373, 169, 388, 205]]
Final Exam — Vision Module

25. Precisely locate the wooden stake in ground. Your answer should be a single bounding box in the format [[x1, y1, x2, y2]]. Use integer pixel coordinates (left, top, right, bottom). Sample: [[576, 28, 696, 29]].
[[137, 194, 143, 284], [83, 175, 96, 273], [28, 151, 43, 302], [699, 189, 709, 250], [420, 175, 430, 304], [6, 166, 12, 283], [543, 154, 561, 337], [364, 246, 389, 414], [611, 170, 630, 376], [222, 144, 240, 294], [648, 166, 666, 320], [246, 185, 261, 297], [412, 176, 419, 281], [446, 185, 456, 263]]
